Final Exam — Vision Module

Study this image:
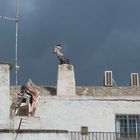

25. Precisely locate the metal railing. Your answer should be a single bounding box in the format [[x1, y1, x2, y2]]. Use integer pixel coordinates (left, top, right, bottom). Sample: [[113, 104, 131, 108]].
[[69, 132, 140, 140]]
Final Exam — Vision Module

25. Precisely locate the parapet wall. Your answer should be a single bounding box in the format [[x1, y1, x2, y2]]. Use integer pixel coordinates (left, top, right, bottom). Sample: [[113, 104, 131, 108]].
[[76, 86, 140, 96], [10, 86, 140, 114], [10, 86, 140, 98], [10, 86, 140, 113]]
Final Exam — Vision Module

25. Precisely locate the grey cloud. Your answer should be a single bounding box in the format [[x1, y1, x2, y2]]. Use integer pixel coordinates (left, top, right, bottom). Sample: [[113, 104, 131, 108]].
[[0, 0, 140, 86]]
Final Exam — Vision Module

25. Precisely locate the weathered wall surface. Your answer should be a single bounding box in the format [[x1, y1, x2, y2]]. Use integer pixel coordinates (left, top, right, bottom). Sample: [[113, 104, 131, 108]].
[[0, 133, 68, 140], [10, 86, 140, 98], [10, 117, 41, 130], [10, 86, 140, 132], [76, 86, 140, 96], [35, 96, 140, 132], [57, 64, 76, 96], [0, 63, 10, 128]]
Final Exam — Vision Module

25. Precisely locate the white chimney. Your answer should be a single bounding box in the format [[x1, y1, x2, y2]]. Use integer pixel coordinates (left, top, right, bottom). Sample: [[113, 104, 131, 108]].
[[57, 64, 76, 96]]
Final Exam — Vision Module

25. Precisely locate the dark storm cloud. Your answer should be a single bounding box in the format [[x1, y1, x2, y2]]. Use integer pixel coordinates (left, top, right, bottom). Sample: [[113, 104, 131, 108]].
[[0, 0, 140, 86]]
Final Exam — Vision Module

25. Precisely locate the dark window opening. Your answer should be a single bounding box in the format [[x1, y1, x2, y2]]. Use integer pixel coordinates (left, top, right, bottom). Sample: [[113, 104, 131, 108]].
[[116, 115, 140, 139]]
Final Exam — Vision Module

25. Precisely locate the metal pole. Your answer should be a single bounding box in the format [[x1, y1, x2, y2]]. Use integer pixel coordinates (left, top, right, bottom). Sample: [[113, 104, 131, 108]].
[[14, 1, 20, 140], [15, 118, 22, 140], [15, 0, 20, 87]]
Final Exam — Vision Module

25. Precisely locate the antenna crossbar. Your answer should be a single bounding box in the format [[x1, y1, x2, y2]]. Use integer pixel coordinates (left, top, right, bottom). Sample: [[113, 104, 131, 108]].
[[0, 16, 17, 22]]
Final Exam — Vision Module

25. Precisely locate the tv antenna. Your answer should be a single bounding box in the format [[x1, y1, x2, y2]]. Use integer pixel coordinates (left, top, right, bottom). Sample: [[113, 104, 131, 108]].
[[0, 0, 20, 87]]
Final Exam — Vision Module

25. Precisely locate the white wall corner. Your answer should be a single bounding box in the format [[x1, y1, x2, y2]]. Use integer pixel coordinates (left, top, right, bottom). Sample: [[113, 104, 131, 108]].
[[0, 62, 11, 126]]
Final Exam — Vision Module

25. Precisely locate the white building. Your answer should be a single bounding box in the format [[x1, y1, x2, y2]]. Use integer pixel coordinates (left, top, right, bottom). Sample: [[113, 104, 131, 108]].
[[0, 62, 140, 140]]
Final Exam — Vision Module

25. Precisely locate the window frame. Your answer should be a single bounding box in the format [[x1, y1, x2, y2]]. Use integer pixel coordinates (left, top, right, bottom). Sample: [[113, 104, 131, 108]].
[[115, 114, 140, 139]]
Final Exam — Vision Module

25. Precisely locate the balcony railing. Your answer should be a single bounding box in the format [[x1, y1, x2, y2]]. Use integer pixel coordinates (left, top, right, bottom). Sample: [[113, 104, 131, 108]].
[[69, 132, 140, 140]]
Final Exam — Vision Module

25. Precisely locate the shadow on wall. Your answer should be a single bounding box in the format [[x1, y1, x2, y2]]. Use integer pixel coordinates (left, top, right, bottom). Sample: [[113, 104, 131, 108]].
[[42, 86, 57, 96]]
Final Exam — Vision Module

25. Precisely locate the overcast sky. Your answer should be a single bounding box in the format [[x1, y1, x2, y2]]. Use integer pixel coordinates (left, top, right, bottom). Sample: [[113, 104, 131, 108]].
[[0, 0, 140, 86]]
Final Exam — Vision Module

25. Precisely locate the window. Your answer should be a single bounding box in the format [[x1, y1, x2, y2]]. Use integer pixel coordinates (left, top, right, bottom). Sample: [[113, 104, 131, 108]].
[[104, 71, 113, 87], [116, 115, 140, 139]]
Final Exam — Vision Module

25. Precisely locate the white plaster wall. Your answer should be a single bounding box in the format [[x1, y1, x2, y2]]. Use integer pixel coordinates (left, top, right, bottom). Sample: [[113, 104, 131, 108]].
[[0, 133, 68, 140], [35, 96, 140, 132], [10, 116, 41, 130], [0, 64, 10, 128], [0, 133, 12, 140]]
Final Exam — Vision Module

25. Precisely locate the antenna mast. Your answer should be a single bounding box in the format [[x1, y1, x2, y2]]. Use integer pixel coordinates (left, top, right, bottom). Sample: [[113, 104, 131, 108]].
[[0, 0, 20, 87], [15, 0, 20, 87]]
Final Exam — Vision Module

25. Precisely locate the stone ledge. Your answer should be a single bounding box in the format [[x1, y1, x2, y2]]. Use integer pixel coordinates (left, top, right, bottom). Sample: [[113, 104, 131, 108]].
[[11, 86, 140, 97]]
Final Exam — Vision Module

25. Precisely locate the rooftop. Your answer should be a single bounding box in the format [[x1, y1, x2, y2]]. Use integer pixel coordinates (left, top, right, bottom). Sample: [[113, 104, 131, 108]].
[[10, 86, 140, 98]]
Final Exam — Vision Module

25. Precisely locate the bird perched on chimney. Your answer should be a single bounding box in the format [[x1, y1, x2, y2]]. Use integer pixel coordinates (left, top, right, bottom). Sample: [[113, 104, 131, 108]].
[[53, 44, 69, 64]]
